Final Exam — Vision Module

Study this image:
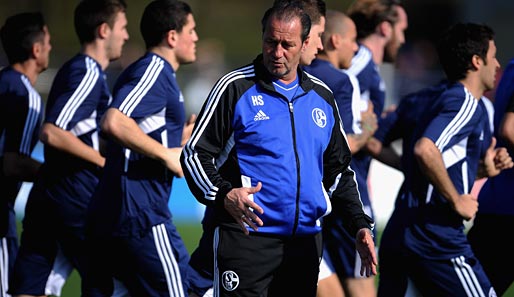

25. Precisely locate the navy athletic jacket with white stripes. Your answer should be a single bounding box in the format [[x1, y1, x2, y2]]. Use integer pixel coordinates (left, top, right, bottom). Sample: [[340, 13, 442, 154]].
[[181, 55, 373, 237]]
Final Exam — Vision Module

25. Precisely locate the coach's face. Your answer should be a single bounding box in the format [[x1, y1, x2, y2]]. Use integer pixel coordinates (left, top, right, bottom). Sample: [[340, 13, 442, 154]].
[[262, 15, 305, 84]]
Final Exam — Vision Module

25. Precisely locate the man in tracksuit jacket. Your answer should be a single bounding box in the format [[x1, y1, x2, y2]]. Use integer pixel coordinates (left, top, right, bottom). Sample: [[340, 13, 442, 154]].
[[181, 2, 377, 297]]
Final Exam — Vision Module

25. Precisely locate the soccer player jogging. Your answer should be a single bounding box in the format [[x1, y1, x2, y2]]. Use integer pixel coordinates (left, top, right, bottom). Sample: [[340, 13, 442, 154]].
[[366, 81, 449, 295], [0, 12, 52, 297], [181, 2, 377, 296], [377, 23, 513, 296], [9, 1, 129, 296], [467, 57, 514, 296], [85, 0, 197, 296]]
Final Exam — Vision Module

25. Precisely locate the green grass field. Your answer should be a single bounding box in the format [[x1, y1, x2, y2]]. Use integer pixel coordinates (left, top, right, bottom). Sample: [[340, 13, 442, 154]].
[[18, 222, 514, 296]]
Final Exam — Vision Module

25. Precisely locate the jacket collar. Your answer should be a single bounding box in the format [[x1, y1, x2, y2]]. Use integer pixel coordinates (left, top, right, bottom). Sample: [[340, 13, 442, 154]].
[[252, 54, 315, 94]]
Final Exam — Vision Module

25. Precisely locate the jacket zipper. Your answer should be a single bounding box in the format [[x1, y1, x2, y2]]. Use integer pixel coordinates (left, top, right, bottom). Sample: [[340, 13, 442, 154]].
[[289, 101, 300, 236]]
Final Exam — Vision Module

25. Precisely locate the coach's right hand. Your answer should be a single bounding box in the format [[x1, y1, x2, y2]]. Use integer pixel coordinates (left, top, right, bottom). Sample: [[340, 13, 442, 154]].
[[225, 182, 264, 235]]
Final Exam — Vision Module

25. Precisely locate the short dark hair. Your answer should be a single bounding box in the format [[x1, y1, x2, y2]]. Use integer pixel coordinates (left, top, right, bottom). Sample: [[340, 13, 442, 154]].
[[0, 12, 46, 64], [273, 0, 326, 25], [437, 23, 494, 82], [74, 0, 127, 44], [262, 1, 312, 43], [140, 0, 193, 49], [347, 0, 403, 40]]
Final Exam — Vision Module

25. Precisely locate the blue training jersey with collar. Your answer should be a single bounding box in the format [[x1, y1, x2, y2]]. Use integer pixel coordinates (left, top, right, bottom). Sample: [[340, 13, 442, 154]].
[[45, 54, 110, 164], [397, 82, 491, 259], [88, 52, 185, 237], [37, 53, 109, 231], [477, 58, 514, 216], [0, 67, 43, 238]]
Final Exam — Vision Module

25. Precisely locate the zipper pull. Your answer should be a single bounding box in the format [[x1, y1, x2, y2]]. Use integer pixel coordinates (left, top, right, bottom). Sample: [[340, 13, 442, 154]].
[[289, 102, 293, 112]]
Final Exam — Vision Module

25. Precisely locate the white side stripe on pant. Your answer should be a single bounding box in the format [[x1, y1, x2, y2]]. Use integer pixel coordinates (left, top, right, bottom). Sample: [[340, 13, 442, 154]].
[[213, 227, 220, 297], [153, 224, 185, 297], [1, 238, 9, 297], [451, 255, 486, 297]]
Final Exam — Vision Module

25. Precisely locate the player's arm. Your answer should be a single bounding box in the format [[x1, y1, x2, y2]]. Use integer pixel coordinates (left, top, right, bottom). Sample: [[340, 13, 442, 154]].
[[367, 139, 401, 170], [347, 102, 377, 153], [182, 113, 197, 146], [365, 109, 402, 170], [100, 107, 183, 177], [476, 136, 513, 178], [366, 103, 402, 170], [475, 95, 514, 177], [40, 123, 105, 168], [3, 94, 42, 180], [347, 133, 374, 154], [3, 152, 41, 181], [414, 137, 477, 220]]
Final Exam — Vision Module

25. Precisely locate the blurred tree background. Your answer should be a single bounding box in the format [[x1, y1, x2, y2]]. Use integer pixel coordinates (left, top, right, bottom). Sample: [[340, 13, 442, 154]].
[[0, 0, 356, 68], [1, 0, 514, 114]]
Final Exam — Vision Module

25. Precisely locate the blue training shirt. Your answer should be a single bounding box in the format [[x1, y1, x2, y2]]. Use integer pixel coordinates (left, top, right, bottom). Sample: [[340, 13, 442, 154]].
[[38, 54, 109, 231], [89, 52, 185, 237], [0, 67, 43, 237], [398, 82, 491, 259]]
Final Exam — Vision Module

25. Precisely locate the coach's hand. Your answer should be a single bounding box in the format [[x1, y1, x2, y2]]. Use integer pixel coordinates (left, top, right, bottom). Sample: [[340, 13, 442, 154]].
[[225, 182, 264, 235], [356, 228, 378, 277]]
